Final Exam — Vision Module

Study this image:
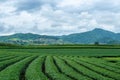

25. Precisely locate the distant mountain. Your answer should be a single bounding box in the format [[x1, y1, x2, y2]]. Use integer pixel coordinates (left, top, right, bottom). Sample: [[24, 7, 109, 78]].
[[0, 33, 63, 45], [0, 33, 59, 40], [61, 28, 120, 44], [0, 28, 120, 45]]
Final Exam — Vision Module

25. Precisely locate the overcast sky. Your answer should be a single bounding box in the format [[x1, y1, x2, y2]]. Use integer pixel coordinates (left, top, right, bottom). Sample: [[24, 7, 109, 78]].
[[0, 0, 120, 35]]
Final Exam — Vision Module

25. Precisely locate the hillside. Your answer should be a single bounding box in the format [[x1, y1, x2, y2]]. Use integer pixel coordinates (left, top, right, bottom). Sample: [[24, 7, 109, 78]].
[[61, 28, 120, 44], [0, 33, 63, 45], [0, 28, 120, 45]]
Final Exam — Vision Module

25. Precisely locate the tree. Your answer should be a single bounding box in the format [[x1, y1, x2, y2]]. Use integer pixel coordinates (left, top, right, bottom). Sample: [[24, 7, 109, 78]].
[[94, 42, 99, 45]]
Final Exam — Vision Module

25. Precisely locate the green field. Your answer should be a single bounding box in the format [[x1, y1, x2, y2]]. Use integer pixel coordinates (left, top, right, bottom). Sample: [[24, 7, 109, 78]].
[[0, 45, 120, 80]]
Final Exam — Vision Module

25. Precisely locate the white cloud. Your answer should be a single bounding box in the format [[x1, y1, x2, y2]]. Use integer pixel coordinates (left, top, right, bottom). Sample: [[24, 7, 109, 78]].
[[58, 0, 95, 8], [0, 0, 120, 35], [0, 1, 16, 17]]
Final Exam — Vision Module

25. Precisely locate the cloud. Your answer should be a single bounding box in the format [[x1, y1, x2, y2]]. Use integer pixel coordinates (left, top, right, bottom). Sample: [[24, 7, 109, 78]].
[[0, 0, 8, 3], [0, 0, 120, 35], [0, 1, 16, 17], [16, 0, 42, 11], [57, 0, 95, 12], [0, 23, 6, 32]]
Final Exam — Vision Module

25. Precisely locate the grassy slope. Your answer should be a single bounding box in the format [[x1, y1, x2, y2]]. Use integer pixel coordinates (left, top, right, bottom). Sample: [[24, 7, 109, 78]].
[[0, 49, 120, 57], [0, 44, 120, 56]]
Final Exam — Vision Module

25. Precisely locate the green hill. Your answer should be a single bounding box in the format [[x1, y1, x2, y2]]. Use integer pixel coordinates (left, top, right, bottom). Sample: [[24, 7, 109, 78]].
[[61, 28, 120, 44], [0, 33, 63, 45], [0, 28, 120, 45]]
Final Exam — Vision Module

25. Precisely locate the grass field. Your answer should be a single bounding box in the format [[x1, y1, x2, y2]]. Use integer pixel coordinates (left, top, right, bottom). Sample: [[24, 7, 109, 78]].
[[0, 45, 120, 80]]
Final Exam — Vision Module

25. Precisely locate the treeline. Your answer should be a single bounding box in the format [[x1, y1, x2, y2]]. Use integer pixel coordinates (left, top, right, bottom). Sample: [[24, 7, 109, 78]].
[[0, 42, 120, 49], [0, 43, 23, 49]]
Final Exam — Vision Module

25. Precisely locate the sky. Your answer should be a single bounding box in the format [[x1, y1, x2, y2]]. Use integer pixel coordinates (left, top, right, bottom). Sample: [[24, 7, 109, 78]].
[[0, 0, 120, 35]]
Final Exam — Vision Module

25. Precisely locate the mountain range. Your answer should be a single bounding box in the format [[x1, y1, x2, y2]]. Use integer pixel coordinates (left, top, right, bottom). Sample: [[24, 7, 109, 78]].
[[0, 28, 120, 45]]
